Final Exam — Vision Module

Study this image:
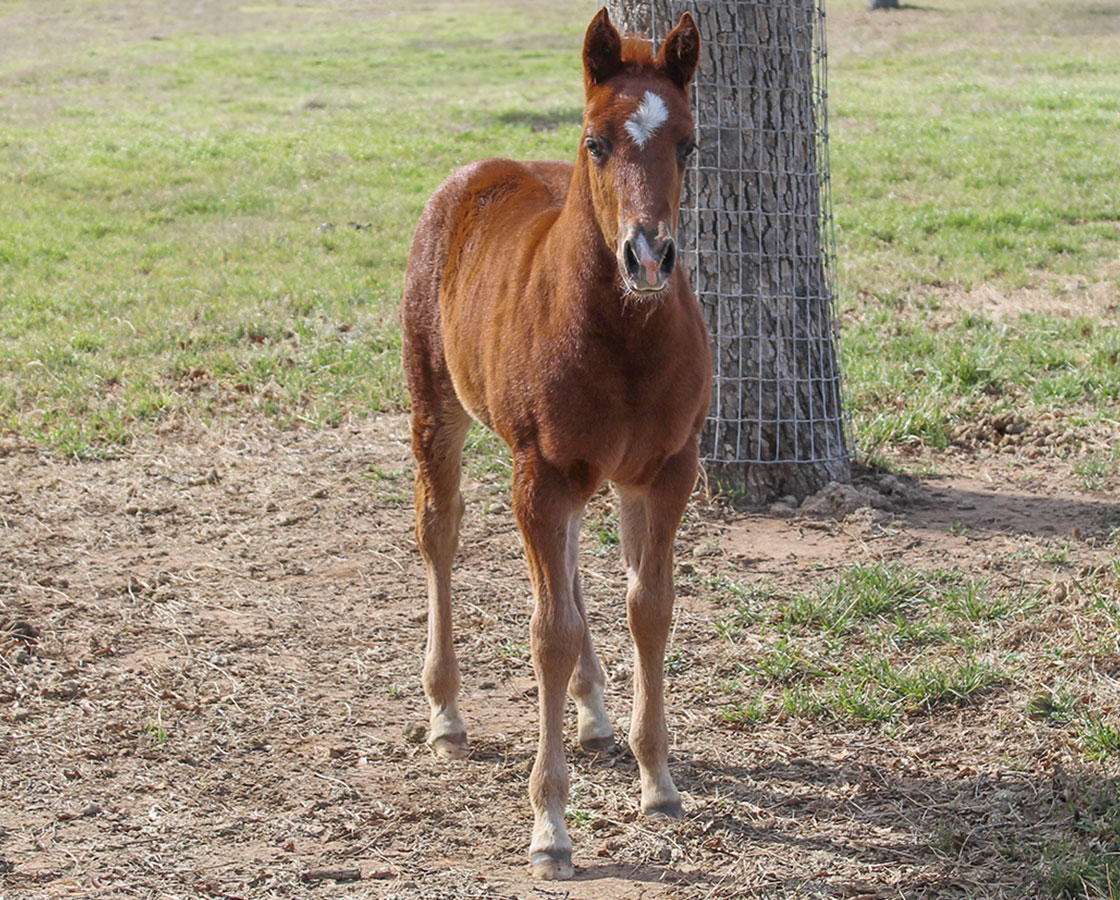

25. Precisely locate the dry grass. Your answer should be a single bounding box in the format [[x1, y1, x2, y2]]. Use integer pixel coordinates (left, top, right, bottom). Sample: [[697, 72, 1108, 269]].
[[3, 413, 1119, 899]]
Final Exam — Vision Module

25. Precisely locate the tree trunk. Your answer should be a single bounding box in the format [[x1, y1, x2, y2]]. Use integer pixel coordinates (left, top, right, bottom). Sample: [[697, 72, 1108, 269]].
[[604, 0, 850, 505]]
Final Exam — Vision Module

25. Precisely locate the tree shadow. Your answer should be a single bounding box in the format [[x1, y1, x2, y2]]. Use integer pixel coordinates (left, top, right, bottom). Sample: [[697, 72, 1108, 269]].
[[656, 752, 1119, 896], [867, 2, 940, 9], [904, 479, 1120, 540], [490, 106, 583, 133]]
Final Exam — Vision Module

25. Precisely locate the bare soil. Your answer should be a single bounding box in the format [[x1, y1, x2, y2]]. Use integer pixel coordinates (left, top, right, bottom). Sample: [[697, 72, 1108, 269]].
[[2, 413, 1118, 899]]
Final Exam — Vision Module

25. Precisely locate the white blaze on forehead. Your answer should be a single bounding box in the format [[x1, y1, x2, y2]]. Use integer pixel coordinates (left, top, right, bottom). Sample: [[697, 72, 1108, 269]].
[[624, 90, 668, 149]]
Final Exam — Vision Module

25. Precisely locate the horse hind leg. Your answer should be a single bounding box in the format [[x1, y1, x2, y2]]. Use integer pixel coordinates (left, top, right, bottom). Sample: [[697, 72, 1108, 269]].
[[411, 401, 472, 759], [565, 512, 614, 752]]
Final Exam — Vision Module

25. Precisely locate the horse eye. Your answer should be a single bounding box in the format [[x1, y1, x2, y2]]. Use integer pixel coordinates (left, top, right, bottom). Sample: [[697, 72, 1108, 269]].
[[585, 135, 606, 161], [680, 139, 698, 160]]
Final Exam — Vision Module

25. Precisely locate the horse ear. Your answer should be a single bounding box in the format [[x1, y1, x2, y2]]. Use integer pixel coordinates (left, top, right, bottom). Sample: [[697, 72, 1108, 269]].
[[657, 12, 700, 91], [583, 8, 624, 88]]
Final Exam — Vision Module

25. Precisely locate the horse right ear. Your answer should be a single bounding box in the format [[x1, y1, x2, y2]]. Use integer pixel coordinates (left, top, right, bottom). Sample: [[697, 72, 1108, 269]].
[[583, 8, 624, 88]]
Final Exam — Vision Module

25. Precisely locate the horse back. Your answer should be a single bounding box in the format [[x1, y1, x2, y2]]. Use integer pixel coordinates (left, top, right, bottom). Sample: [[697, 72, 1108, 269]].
[[401, 158, 571, 424]]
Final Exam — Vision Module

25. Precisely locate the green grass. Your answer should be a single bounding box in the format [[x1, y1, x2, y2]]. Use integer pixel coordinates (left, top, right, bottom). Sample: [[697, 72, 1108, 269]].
[[715, 563, 1017, 726], [587, 511, 621, 553], [829, 0, 1120, 456], [704, 555, 1120, 892], [3, 0, 1117, 458], [832, 1, 1120, 292], [0, 0, 587, 454], [843, 308, 1120, 452], [1044, 781, 1120, 898]]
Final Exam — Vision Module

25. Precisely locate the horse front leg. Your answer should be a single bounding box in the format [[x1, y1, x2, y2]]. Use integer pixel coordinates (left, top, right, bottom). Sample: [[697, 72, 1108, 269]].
[[513, 450, 586, 879], [617, 441, 698, 818]]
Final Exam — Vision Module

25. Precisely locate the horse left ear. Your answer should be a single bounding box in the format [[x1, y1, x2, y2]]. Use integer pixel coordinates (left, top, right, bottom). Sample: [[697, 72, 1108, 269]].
[[657, 12, 700, 91]]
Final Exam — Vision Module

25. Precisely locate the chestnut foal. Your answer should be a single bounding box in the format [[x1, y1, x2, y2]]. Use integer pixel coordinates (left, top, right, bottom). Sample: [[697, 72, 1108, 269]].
[[400, 10, 711, 879]]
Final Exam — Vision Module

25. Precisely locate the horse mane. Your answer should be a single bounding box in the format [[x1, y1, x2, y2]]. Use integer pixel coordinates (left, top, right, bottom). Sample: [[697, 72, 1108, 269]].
[[620, 35, 659, 74]]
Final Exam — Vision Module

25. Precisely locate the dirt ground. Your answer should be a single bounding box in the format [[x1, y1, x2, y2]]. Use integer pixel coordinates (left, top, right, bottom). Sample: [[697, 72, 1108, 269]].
[[2, 412, 1119, 900]]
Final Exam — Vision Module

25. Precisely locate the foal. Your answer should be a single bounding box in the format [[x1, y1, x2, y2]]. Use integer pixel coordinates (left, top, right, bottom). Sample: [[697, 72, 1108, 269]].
[[400, 10, 710, 879]]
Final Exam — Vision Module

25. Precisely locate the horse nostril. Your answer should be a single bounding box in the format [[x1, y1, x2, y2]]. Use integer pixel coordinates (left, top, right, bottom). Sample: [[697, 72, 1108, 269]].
[[660, 240, 676, 278], [623, 239, 641, 280]]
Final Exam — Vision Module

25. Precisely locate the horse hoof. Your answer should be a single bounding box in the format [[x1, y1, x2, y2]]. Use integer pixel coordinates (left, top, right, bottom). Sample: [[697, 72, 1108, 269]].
[[579, 733, 616, 753], [429, 732, 469, 759], [644, 799, 684, 820], [530, 849, 574, 880]]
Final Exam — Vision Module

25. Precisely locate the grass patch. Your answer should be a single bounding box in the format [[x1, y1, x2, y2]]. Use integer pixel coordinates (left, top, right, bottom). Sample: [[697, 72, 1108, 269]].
[[1081, 714, 1120, 762], [778, 562, 927, 633], [715, 562, 1014, 727], [587, 511, 620, 552], [3, 0, 1117, 458], [832, 1, 1120, 293], [0, 1, 585, 453], [830, 0, 1120, 455], [463, 422, 513, 482], [1044, 781, 1120, 898]]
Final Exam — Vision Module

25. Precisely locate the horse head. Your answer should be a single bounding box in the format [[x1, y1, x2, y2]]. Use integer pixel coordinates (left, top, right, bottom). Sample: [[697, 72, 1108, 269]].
[[581, 9, 700, 298]]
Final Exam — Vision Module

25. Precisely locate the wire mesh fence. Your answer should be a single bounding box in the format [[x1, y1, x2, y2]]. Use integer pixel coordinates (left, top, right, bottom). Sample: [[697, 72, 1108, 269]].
[[603, 0, 849, 479]]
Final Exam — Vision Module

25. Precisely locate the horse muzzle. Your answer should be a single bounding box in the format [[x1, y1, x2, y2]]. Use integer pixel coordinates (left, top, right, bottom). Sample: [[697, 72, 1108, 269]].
[[619, 226, 676, 295]]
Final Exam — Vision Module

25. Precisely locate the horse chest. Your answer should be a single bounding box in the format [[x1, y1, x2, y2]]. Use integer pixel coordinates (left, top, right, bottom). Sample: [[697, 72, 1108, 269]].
[[531, 341, 701, 485]]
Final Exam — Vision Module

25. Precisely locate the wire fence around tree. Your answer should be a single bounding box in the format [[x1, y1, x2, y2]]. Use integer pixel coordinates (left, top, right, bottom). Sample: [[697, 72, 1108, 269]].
[[604, 0, 850, 481]]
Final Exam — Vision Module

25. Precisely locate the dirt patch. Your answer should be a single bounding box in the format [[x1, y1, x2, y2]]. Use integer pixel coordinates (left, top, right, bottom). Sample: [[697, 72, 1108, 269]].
[[2, 414, 1119, 899]]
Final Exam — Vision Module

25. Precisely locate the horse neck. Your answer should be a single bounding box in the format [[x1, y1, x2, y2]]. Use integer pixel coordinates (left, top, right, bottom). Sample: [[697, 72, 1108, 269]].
[[552, 160, 621, 302]]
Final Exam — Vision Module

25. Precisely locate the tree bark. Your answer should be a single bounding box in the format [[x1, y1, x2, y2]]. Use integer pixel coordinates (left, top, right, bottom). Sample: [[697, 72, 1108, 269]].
[[604, 0, 850, 505]]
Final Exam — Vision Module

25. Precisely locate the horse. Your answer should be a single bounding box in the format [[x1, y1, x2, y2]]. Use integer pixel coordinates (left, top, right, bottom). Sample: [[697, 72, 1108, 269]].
[[400, 9, 710, 879]]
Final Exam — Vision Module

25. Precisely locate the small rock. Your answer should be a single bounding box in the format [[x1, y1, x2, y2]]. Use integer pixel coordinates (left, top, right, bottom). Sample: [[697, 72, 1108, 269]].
[[404, 723, 427, 744], [845, 506, 891, 527], [877, 474, 903, 495], [769, 495, 799, 518], [800, 481, 890, 518], [44, 680, 83, 701], [58, 803, 100, 821], [4, 621, 40, 644]]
